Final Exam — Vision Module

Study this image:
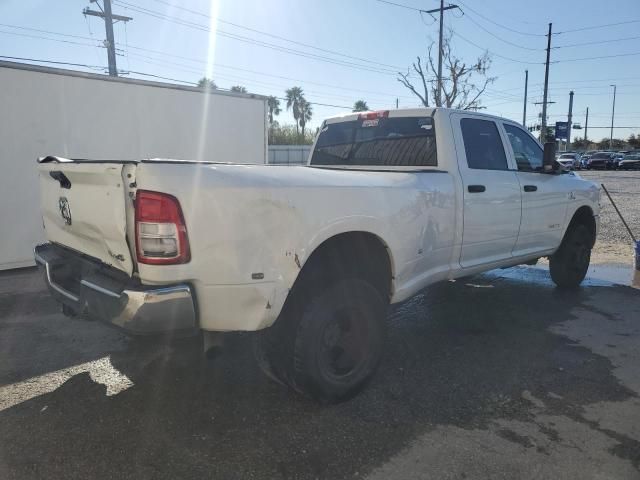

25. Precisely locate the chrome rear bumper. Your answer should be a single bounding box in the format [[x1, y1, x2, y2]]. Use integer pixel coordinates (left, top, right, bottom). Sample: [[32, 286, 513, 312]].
[[34, 243, 197, 335]]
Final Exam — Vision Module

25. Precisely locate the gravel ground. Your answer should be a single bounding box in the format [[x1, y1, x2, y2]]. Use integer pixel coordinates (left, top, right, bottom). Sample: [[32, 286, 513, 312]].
[[579, 170, 640, 246]]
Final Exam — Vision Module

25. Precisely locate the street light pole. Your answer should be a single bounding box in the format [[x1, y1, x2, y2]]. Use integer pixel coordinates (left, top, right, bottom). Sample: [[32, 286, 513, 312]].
[[609, 84, 617, 150]]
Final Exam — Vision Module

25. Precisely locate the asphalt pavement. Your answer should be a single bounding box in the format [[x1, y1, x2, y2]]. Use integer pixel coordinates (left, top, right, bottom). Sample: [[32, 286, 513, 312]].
[[1, 170, 639, 479]]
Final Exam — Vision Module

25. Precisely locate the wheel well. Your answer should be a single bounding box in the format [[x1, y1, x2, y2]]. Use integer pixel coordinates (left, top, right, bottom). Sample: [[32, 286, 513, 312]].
[[293, 232, 393, 300], [567, 206, 596, 247]]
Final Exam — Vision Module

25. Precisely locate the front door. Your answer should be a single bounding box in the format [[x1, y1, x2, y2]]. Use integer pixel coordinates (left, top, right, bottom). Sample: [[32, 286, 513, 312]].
[[501, 122, 569, 256], [452, 114, 522, 268]]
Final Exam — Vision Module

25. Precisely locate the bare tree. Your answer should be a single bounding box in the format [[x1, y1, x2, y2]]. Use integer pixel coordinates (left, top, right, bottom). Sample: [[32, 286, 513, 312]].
[[397, 31, 495, 110]]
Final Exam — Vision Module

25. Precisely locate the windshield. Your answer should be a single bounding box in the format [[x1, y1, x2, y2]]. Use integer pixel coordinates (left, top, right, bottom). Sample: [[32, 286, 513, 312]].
[[311, 116, 437, 167], [592, 153, 610, 159], [559, 154, 575, 159]]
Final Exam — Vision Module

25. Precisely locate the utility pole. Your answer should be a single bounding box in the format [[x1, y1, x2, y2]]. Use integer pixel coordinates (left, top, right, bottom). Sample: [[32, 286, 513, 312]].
[[610, 84, 617, 150], [396, 98, 399, 109], [424, 1, 459, 107], [83, 0, 132, 76], [567, 90, 574, 151], [534, 100, 555, 138], [522, 69, 528, 127], [540, 22, 553, 142], [584, 107, 589, 142]]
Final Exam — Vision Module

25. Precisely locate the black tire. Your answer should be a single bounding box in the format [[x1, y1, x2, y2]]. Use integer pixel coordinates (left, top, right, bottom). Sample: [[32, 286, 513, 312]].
[[256, 278, 387, 402], [549, 224, 592, 289]]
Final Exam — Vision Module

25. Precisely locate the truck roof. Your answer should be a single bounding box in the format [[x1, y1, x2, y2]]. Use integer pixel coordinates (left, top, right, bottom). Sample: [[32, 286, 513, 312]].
[[323, 107, 518, 125]]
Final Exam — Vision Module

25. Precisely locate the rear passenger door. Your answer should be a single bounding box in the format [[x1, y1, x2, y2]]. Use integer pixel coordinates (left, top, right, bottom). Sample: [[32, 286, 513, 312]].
[[451, 114, 522, 268], [501, 122, 569, 255]]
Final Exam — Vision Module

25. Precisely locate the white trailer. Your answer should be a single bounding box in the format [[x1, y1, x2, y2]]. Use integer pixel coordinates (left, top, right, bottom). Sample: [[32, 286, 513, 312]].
[[0, 61, 268, 270]]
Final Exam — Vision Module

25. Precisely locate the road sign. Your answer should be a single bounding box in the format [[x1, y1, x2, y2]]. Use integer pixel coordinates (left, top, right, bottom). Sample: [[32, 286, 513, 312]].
[[555, 121, 568, 140]]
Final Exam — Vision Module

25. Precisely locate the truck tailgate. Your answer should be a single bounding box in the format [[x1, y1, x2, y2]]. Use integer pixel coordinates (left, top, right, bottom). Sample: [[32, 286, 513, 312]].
[[37, 161, 134, 275]]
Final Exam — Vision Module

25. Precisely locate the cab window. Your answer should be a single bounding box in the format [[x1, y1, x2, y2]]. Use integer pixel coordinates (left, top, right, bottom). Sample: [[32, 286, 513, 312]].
[[504, 124, 543, 172], [460, 118, 508, 170]]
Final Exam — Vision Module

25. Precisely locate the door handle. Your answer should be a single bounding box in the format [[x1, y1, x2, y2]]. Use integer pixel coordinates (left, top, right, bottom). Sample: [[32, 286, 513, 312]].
[[467, 185, 486, 193], [523, 185, 537, 192]]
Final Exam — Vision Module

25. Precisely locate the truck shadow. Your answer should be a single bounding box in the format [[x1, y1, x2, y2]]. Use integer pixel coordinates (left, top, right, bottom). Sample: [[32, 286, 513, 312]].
[[1, 267, 638, 479]]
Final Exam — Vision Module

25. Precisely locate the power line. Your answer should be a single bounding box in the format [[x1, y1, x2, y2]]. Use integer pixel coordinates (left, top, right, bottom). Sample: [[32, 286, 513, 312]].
[[373, 0, 424, 12], [450, 29, 543, 64], [120, 44, 414, 99], [127, 51, 397, 103], [0, 23, 96, 42], [554, 35, 640, 49], [0, 54, 354, 110], [553, 51, 640, 63], [557, 19, 640, 34], [459, 9, 542, 51], [145, 0, 402, 70], [0, 29, 101, 48], [454, 0, 545, 36], [0, 21, 413, 99], [0, 55, 105, 70], [113, 0, 398, 74], [125, 70, 196, 84]]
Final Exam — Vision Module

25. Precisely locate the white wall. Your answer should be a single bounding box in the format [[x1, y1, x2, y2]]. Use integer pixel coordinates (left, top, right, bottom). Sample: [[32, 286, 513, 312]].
[[268, 145, 312, 165], [0, 62, 267, 270]]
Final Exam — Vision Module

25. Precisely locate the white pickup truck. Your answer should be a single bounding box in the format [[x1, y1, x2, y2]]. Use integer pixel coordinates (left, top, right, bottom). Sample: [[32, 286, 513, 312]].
[[35, 108, 600, 401]]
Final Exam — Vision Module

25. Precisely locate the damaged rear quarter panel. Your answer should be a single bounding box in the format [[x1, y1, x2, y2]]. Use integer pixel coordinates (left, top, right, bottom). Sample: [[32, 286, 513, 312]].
[[132, 162, 456, 331]]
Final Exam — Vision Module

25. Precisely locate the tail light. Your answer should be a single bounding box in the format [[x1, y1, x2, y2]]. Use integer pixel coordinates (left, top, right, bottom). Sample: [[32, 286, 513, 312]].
[[135, 190, 190, 265]]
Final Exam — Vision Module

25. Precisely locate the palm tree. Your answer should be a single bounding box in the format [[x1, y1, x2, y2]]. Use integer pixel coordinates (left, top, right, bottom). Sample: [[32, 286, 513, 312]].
[[230, 85, 248, 93], [267, 96, 281, 125], [352, 100, 369, 112], [285, 86, 304, 135], [298, 99, 313, 138], [197, 77, 217, 90]]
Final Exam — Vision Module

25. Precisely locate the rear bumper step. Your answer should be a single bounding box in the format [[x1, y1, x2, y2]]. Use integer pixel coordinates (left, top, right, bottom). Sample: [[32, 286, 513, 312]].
[[34, 243, 197, 335]]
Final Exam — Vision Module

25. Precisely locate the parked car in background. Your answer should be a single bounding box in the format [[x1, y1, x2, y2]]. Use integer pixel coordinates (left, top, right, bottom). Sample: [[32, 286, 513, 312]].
[[557, 152, 581, 170], [613, 152, 626, 169], [618, 153, 640, 170], [586, 151, 615, 170]]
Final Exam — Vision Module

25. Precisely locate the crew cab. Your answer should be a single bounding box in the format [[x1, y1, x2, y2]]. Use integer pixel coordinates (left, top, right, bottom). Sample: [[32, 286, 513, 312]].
[[35, 108, 600, 402]]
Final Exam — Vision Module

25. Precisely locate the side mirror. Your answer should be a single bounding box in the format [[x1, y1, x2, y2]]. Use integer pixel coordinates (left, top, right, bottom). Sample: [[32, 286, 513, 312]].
[[543, 142, 557, 172]]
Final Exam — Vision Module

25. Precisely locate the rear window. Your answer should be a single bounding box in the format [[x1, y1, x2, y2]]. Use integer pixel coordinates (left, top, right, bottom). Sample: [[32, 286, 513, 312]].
[[559, 154, 575, 159], [592, 153, 610, 159], [310, 116, 437, 167]]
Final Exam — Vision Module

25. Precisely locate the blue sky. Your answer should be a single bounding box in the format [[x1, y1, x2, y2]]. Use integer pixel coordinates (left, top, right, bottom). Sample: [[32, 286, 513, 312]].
[[2, 0, 639, 140]]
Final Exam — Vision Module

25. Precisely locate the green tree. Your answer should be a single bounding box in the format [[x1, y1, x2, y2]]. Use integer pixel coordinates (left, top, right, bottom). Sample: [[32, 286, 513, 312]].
[[267, 96, 281, 125], [571, 138, 589, 150], [352, 100, 369, 112], [268, 124, 315, 145], [628, 134, 640, 149], [298, 99, 313, 137], [197, 77, 217, 90], [230, 85, 248, 93], [285, 86, 305, 135]]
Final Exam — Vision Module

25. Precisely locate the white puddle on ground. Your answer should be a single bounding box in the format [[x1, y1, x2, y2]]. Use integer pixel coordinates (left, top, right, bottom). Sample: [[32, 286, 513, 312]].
[[0, 356, 133, 412]]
